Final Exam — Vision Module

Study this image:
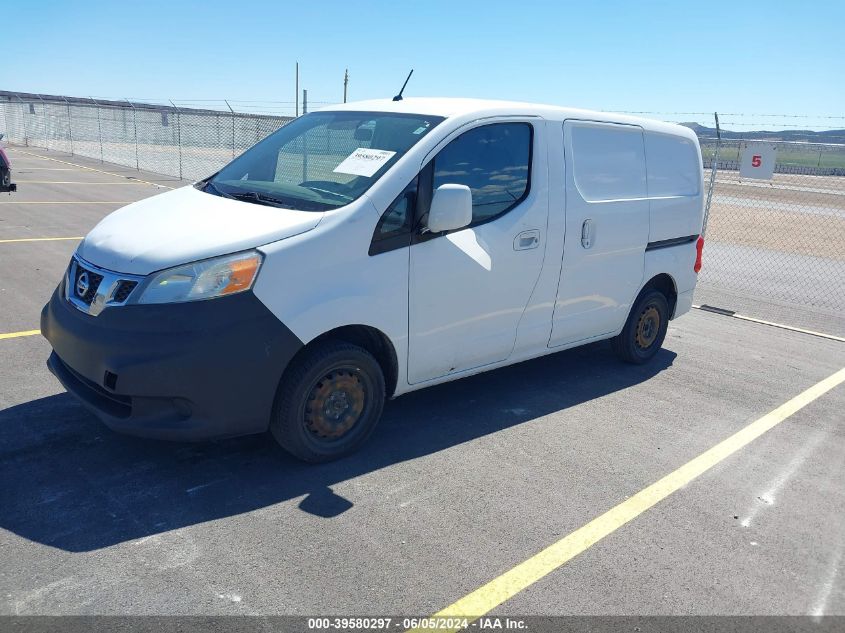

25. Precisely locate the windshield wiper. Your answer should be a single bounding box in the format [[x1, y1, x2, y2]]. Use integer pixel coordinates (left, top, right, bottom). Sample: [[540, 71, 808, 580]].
[[201, 180, 236, 199], [300, 184, 353, 202], [203, 181, 329, 211], [227, 191, 294, 209], [202, 181, 292, 208]]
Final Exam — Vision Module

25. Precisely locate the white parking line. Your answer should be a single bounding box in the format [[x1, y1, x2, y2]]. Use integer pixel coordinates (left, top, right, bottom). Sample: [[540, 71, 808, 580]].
[[0, 237, 83, 244], [739, 431, 826, 528], [15, 181, 164, 186], [693, 305, 845, 343], [0, 201, 138, 204], [12, 149, 179, 189]]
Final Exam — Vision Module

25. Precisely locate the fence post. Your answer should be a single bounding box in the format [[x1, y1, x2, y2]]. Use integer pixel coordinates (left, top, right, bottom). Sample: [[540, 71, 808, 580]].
[[15, 94, 29, 146], [702, 112, 721, 236], [170, 100, 183, 180], [125, 98, 139, 171], [225, 99, 236, 158], [63, 97, 74, 155], [91, 97, 104, 162], [36, 94, 48, 150], [302, 90, 309, 182]]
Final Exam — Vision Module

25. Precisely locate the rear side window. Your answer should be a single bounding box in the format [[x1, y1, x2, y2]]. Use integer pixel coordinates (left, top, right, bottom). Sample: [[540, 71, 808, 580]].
[[433, 123, 532, 225], [569, 122, 646, 201], [645, 132, 701, 197]]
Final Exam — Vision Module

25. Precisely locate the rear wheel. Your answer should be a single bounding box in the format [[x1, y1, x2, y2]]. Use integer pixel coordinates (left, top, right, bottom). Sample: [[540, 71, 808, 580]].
[[270, 341, 385, 462], [611, 289, 669, 364]]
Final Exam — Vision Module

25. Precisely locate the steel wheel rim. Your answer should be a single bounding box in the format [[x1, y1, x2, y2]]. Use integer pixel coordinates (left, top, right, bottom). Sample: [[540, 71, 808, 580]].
[[635, 305, 661, 349], [304, 367, 367, 441]]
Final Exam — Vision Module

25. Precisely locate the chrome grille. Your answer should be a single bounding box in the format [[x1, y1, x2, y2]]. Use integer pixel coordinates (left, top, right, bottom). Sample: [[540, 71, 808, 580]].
[[73, 264, 104, 305], [65, 256, 145, 316]]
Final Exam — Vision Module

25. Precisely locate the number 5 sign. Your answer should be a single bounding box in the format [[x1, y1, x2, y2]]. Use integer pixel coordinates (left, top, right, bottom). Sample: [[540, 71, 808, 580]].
[[739, 142, 777, 180]]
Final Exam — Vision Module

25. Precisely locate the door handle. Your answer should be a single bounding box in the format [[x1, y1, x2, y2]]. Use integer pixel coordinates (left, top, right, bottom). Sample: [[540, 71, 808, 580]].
[[581, 219, 595, 249], [514, 229, 540, 251]]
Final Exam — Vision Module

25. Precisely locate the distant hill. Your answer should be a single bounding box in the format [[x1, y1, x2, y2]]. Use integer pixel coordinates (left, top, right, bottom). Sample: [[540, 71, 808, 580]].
[[681, 123, 845, 144]]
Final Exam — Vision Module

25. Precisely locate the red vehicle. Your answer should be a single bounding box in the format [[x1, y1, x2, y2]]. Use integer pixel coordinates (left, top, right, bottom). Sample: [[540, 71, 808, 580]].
[[0, 139, 17, 193]]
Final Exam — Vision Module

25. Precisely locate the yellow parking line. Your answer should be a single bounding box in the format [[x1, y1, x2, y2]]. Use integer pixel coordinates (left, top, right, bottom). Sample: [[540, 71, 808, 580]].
[[0, 330, 41, 340], [13, 150, 178, 189], [414, 366, 845, 630], [0, 237, 83, 244]]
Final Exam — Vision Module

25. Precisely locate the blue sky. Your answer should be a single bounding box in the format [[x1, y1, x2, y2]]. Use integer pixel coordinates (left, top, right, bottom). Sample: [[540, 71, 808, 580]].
[[5, 0, 844, 126]]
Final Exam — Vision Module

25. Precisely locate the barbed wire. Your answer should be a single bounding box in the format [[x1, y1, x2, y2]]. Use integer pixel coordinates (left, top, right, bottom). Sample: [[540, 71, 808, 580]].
[[607, 110, 845, 119]]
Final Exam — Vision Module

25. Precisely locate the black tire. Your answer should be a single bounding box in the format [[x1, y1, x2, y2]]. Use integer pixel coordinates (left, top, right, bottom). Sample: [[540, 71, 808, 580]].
[[611, 289, 670, 364], [270, 341, 385, 462]]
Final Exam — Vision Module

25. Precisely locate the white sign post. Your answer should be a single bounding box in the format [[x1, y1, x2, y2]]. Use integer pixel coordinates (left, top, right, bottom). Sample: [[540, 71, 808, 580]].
[[739, 142, 777, 180]]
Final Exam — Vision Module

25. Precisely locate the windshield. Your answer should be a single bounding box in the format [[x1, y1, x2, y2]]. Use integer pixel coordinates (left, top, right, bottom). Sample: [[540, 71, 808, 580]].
[[201, 111, 444, 211]]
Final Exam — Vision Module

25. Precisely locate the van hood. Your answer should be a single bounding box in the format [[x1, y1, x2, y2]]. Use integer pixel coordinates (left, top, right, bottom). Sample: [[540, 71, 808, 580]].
[[78, 185, 323, 275]]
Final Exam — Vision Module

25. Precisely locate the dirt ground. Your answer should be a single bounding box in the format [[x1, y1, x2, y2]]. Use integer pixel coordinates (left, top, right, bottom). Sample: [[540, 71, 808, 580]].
[[705, 171, 845, 261]]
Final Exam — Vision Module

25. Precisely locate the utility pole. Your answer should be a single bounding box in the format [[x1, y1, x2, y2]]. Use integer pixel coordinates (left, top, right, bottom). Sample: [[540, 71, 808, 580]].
[[295, 62, 299, 117], [343, 68, 349, 103]]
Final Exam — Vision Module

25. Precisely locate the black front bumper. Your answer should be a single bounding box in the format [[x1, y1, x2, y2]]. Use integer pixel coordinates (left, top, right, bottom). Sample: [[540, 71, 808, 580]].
[[41, 283, 303, 440]]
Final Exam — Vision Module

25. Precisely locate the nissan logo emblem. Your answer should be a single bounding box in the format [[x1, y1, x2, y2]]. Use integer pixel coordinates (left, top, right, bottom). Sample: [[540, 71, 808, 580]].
[[76, 271, 90, 298]]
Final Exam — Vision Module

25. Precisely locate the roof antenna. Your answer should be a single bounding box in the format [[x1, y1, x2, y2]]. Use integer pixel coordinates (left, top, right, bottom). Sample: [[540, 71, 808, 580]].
[[393, 69, 414, 101]]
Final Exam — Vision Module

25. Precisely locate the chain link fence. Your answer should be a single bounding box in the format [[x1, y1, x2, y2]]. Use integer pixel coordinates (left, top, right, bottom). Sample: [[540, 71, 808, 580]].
[[0, 92, 301, 181], [696, 135, 845, 337], [2, 94, 844, 336], [607, 111, 845, 337]]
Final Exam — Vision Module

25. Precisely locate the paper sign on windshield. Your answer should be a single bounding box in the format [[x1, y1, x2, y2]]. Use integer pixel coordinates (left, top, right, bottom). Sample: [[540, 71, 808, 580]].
[[334, 148, 397, 177]]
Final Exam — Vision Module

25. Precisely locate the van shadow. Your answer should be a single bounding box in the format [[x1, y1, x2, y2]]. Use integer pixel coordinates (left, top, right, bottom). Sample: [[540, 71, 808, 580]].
[[0, 342, 675, 552]]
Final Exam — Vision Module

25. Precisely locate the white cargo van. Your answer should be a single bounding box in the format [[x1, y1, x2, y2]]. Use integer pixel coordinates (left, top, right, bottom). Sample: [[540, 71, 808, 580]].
[[41, 98, 705, 462]]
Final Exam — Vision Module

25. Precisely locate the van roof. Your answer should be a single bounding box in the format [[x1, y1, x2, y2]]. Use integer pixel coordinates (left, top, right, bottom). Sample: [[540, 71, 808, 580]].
[[320, 97, 698, 140]]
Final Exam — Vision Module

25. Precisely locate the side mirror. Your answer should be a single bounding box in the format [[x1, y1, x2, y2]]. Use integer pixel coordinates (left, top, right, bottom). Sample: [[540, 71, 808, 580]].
[[427, 184, 472, 233]]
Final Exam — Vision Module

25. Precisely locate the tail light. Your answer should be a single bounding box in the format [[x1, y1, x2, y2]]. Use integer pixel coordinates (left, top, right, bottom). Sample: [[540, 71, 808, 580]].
[[694, 236, 704, 273]]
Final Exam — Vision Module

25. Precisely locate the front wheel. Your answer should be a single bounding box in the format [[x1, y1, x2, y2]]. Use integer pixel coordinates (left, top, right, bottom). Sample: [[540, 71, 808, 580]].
[[611, 289, 670, 364], [270, 341, 385, 462]]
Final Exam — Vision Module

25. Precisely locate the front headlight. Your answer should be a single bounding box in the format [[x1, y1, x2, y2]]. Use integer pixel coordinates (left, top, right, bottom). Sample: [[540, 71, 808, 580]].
[[135, 250, 263, 305]]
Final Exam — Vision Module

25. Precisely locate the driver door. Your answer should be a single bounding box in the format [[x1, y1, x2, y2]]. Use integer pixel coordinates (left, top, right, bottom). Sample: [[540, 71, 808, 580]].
[[407, 120, 547, 384]]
